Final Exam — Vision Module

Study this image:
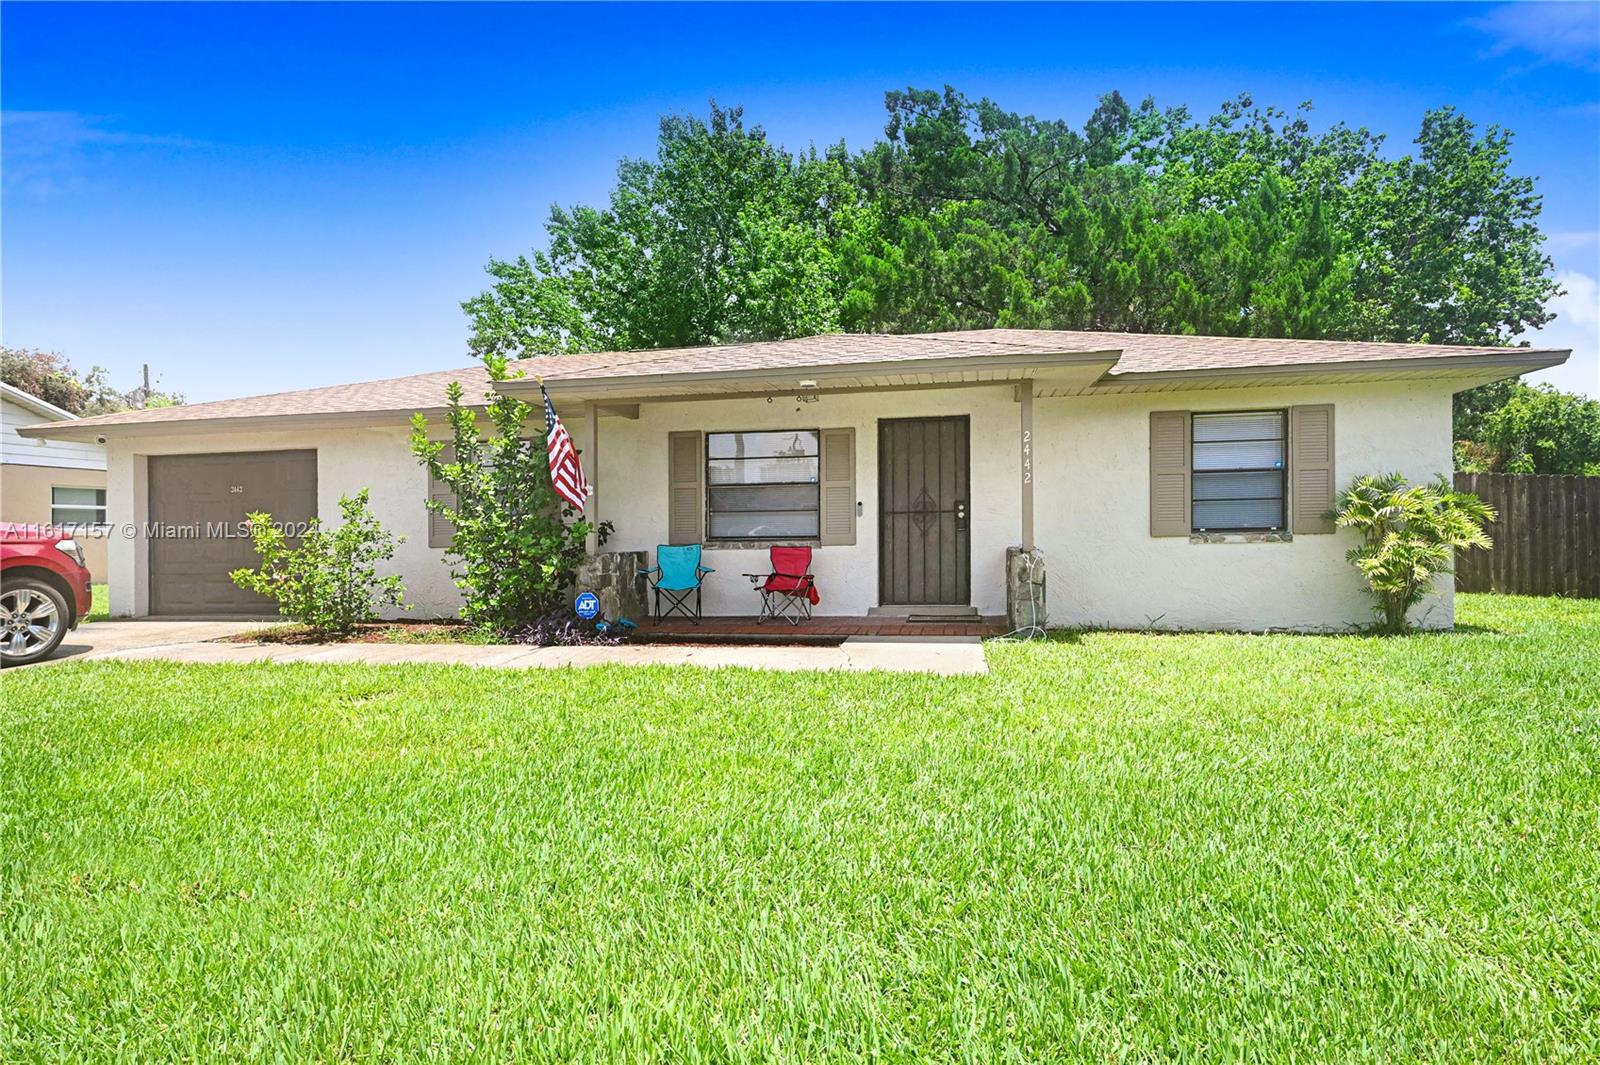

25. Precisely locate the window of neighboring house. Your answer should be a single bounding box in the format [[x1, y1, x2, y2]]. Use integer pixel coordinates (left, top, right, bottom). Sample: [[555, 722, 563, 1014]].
[[1191, 411, 1286, 532], [706, 430, 820, 539], [51, 486, 108, 529]]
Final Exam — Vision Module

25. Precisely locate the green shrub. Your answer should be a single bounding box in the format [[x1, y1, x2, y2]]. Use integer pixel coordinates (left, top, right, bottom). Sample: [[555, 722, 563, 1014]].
[[229, 489, 407, 634], [410, 352, 609, 633], [1333, 473, 1494, 634], [1454, 380, 1600, 475]]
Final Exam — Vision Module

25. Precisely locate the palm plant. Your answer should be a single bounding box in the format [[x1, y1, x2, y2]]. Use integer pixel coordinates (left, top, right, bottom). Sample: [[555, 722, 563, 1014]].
[[1333, 473, 1495, 634]]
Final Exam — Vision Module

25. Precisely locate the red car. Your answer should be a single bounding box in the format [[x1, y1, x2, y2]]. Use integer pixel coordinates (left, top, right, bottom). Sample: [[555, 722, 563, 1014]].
[[1, 522, 94, 666]]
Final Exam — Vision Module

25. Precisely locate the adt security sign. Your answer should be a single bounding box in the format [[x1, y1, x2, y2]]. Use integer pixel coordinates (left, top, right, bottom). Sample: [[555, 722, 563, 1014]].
[[574, 591, 601, 620]]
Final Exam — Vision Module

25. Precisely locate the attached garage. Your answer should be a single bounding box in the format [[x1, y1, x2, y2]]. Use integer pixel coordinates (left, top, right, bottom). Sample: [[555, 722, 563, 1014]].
[[148, 450, 317, 616]]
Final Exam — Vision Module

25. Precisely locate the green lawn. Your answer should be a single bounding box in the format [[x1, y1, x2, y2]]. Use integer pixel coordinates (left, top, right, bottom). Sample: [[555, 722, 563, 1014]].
[[85, 582, 108, 622], [4, 595, 1597, 1061]]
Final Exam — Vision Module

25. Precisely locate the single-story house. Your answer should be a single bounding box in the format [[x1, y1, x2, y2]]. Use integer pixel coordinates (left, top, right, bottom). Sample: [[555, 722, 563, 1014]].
[[21, 329, 1568, 630], [2, 381, 110, 580]]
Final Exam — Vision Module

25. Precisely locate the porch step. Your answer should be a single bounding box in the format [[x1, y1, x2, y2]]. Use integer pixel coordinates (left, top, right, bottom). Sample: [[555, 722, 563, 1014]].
[[866, 604, 981, 619]]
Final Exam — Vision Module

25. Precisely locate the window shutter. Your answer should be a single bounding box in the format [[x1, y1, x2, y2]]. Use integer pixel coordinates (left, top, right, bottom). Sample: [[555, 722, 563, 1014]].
[[1290, 404, 1336, 534], [667, 431, 703, 545], [427, 443, 456, 549], [1149, 410, 1192, 537], [818, 427, 856, 546]]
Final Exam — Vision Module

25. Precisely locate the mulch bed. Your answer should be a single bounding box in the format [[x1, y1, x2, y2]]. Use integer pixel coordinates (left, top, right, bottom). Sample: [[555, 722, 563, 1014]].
[[222, 622, 472, 645]]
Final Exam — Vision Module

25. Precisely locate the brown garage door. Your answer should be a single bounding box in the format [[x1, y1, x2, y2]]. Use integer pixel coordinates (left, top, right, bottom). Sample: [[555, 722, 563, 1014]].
[[148, 450, 317, 616]]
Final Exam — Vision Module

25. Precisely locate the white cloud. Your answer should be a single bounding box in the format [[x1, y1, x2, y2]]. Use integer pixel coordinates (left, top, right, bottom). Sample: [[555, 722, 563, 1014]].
[[1525, 270, 1600, 397], [1469, 2, 1600, 72], [1556, 270, 1599, 327], [1, 111, 189, 197], [1547, 230, 1600, 254]]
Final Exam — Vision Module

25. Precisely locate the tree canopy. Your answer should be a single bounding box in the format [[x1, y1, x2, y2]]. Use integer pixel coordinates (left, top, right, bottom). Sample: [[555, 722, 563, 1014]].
[[466, 88, 1561, 359], [1454, 381, 1600, 476], [1, 346, 184, 415]]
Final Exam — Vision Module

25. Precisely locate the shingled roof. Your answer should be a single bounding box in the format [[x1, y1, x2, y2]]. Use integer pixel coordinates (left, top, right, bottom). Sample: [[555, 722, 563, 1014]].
[[24, 329, 1568, 437]]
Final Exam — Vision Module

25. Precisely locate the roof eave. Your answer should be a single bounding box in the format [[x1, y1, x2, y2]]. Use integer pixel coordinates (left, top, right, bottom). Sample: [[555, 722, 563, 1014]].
[[502, 349, 1125, 402], [16, 346, 1569, 440], [1086, 350, 1569, 393], [15, 405, 466, 443], [0, 382, 80, 422]]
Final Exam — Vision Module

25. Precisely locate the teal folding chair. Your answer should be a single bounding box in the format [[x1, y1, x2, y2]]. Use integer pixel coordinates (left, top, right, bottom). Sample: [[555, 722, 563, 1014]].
[[641, 544, 714, 622]]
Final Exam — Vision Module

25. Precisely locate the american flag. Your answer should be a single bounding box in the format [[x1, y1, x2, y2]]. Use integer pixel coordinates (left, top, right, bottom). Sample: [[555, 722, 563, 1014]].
[[542, 386, 589, 510]]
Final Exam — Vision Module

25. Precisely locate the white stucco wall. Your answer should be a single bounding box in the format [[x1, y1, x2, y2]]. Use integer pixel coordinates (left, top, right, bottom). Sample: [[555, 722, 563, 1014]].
[[1035, 380, 1456, 631], [101, 378, 1459, 630], [598, 387, 1021, 617], [104, 426, 462, 619]]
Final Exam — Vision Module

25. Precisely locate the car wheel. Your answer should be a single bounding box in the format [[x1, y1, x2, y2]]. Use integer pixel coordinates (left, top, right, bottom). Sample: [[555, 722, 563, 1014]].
[[0, 578, 69, 666]]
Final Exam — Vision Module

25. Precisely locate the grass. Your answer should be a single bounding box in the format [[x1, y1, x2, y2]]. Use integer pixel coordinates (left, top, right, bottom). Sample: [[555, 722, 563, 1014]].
[[3, 594, 1597, 1061], [84, 582, 108, 623]]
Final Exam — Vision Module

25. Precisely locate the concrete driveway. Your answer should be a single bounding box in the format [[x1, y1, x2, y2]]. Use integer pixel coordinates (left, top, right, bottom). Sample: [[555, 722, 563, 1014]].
[[15, 619, 276, 668]]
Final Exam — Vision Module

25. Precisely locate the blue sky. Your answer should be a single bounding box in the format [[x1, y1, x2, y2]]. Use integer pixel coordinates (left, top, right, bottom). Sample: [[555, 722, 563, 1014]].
[[4, 1, 1597, 401]]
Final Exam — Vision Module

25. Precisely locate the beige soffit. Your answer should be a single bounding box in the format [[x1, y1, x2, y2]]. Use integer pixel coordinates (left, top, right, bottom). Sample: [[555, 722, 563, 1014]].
[[1079, 350, 1568, 395], [513, 350, 1123, 403]]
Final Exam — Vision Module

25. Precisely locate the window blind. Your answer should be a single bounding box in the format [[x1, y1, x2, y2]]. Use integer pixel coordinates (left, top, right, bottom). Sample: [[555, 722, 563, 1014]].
[[1191, 411, 1286, 531], [705, 430, 820, 539]]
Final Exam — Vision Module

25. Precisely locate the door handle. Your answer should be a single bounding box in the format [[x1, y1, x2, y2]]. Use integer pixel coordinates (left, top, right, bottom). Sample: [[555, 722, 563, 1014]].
[[954, 499, 967, 529]]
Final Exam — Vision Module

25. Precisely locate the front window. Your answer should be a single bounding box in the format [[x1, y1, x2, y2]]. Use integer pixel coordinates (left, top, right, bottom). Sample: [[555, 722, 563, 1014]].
[[1191, 411, 1286, 532], [51, 486, 107, 529], [706, 430, 820, 539]]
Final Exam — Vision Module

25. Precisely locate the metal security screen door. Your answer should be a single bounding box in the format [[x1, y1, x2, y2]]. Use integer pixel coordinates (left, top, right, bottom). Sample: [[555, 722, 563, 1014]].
[[878, 416, 970, 605]]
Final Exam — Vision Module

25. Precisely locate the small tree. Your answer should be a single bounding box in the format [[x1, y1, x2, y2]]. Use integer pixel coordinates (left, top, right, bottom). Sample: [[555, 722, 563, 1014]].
[[1333, 473, 1495, 634], [230, 489, 407, 635], [410, 351, 607, 632], [1, 347, 87, 413], [1, 346, 185, 415]]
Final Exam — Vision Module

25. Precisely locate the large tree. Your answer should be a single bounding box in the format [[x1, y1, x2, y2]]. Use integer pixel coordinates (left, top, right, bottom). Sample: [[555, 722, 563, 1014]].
[[465, 90, 1561, 359], [465, 103, 863, 359], [1346, 108, 1558, 344]]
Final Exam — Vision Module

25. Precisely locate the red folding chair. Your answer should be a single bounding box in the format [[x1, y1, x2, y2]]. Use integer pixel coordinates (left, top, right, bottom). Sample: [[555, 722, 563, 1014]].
[[744, 545, 819, 625]]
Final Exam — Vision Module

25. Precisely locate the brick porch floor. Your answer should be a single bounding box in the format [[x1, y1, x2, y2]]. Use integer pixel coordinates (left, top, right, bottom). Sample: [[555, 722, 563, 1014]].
[[637, 614, 1007, 643]]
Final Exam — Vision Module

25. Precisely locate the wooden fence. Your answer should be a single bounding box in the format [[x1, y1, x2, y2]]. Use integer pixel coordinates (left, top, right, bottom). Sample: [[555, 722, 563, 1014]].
[[1454, 473, 1600, 598]]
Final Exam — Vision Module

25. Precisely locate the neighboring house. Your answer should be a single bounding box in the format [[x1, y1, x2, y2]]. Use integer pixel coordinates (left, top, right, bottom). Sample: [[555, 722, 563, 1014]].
[[20, 330, 1568, 629], [1, 381, 109, 580]]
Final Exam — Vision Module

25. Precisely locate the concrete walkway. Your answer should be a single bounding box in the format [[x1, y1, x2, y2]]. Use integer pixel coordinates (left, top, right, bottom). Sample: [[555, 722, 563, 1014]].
[[59, 628, 988, 675]]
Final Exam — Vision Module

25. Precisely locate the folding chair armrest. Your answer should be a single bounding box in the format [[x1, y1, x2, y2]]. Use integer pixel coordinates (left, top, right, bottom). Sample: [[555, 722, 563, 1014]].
[[697, 565, 715, 576], [639, 566, 661, 579]]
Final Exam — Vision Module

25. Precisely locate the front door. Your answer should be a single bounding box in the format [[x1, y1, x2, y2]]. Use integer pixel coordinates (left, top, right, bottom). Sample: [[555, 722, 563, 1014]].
[[878, 416, 970, 605]]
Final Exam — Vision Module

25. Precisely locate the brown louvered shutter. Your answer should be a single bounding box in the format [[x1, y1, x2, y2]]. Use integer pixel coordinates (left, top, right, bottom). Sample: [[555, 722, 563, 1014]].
[[1290, 404, 1336, 534], [427, 443, 456, 549], [1149, 410, 1192, 537], [667, 431, 703, 545], [818, 427, 856, 546]]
